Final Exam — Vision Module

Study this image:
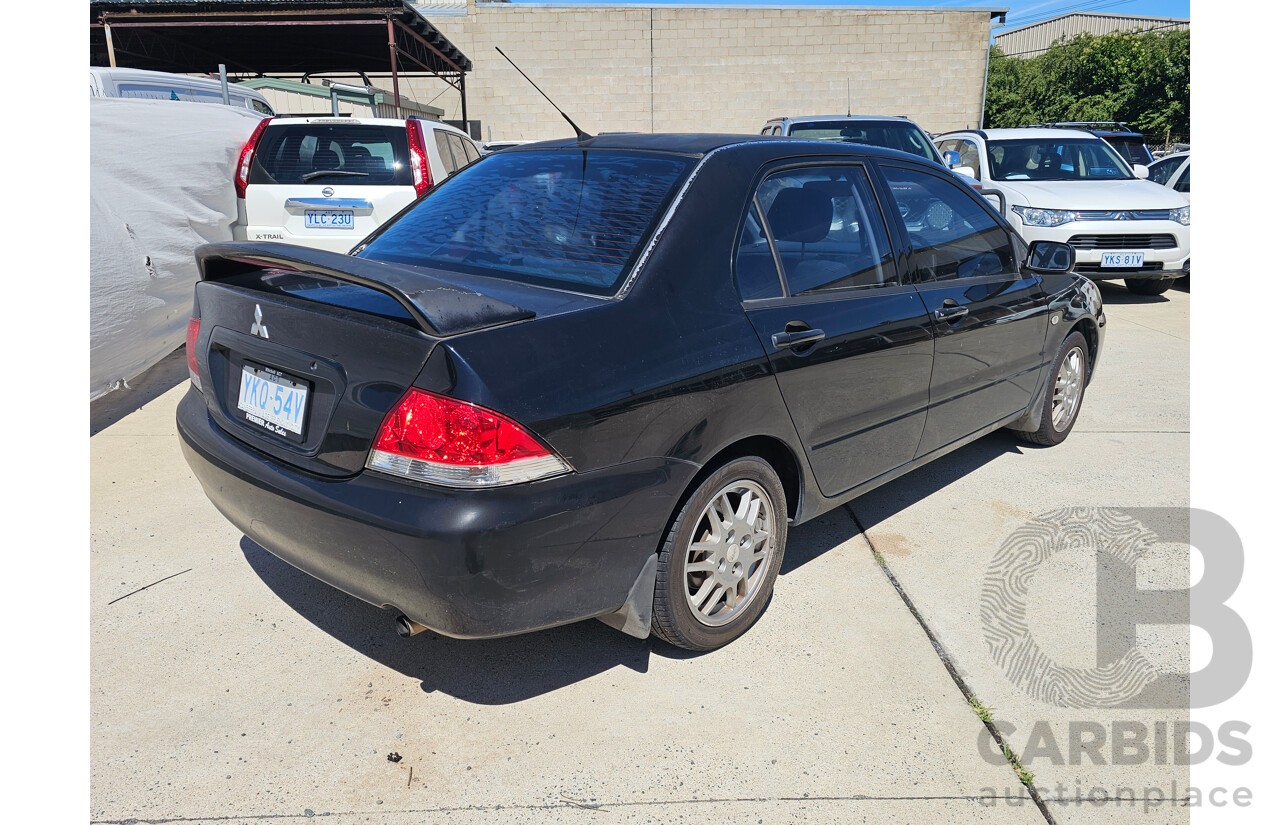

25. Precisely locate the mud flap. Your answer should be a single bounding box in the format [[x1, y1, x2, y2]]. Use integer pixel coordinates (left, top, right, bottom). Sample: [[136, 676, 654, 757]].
[[597, 553, 658, 639]]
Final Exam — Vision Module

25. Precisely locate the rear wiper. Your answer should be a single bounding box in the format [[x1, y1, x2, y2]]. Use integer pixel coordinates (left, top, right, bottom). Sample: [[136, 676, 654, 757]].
[[300, 170, 370, 182]]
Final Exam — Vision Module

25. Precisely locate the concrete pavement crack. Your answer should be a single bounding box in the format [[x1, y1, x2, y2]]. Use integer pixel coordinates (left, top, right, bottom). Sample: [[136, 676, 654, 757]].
[[844, 503, 1058, 825], [90, 794, 1039, 823]]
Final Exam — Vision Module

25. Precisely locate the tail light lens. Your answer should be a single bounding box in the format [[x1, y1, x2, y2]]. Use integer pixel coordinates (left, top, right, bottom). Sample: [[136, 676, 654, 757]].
[[366, 388, 570, 488], [405, 119, 434, 197], [234, 117, 273, 199], [185, 318, 202, 392]]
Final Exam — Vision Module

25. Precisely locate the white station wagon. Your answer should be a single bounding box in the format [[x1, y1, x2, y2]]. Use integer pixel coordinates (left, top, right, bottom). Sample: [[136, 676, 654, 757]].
[[233, 116, 482, 253], [936, 128, 1189, 295]]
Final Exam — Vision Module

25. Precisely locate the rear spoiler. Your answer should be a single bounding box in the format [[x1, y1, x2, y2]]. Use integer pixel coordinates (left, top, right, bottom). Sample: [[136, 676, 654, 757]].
[[195, 242, 534, 337]]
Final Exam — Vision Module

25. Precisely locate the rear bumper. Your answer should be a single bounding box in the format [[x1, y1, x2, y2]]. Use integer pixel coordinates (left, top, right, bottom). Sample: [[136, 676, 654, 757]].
[[177, 387, 696, 639]]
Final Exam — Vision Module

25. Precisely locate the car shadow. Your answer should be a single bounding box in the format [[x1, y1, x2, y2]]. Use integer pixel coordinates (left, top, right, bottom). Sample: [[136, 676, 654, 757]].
[[240, 430, 1024, 704], [1096, 281, 1174, 304], [780, 431, 1024, 574], [240, 535, 660, 704]]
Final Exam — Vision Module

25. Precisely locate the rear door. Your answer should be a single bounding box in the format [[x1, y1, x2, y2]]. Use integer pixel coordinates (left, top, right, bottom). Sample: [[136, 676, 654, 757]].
[[244, 120, 418, 253], [874, 162, 1049, 457], [738, 162, 935, 496]]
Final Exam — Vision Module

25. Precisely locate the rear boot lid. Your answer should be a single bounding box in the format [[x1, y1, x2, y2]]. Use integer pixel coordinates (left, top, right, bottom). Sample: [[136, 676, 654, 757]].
[[191, 242, 536, 477]]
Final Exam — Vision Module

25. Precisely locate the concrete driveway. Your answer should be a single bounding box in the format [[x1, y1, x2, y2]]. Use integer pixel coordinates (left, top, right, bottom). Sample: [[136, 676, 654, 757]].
[[90, 284, 1189, 825]]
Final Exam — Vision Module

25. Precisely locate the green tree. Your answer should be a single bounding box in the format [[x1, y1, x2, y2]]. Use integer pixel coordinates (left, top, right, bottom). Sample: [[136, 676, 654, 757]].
[[984, 29, 1190, 143]]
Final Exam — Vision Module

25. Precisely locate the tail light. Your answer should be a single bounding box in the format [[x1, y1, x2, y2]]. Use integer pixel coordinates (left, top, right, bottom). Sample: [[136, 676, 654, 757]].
[[366, 388, 570, 488], [185, 318, 202, 392], [405, 119, 434, 197], [234, 117, 273, 199]]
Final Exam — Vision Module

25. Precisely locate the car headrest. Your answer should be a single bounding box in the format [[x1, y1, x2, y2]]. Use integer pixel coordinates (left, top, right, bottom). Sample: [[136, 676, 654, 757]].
[[767, 187, 833, 243], [312, 148, 341, 170]]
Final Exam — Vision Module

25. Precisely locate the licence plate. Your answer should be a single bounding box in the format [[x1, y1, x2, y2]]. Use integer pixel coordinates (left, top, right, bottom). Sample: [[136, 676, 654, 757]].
[[1101, 251, 1145, 268], [237, 365, 308, 436], [304, 209, 354, 229]]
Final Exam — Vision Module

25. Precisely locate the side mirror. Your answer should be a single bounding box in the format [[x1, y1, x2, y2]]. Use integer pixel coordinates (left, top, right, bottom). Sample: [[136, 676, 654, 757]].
[[953, 166, 976, 180], [1025, 240, 1075, 273], [1133, 164, 1150, 179], [943, 150, 961, 168]]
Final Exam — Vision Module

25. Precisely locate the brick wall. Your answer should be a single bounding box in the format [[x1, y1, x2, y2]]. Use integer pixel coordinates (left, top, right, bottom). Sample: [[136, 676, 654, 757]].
[[404, 2, 994, 142]]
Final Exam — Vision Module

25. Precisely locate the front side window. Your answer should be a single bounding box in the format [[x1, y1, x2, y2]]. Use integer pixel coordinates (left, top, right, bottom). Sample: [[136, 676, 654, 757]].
[[880, 164, 1016, 283], [986, 138, 1133, 181], [1147, 156, 1181, 185], [753, 165, 895, 294], [1174, 162, 1190, 193], [359, 149, 692, 295]]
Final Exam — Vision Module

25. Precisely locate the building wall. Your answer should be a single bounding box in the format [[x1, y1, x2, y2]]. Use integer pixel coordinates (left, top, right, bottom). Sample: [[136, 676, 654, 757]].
[[402, 2, 995, 142], [993, 12, 1188, 59]]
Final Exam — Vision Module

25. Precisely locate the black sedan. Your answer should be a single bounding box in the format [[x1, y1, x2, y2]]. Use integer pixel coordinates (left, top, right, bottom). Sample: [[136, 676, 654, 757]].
[[178, 134, 1104, 651]]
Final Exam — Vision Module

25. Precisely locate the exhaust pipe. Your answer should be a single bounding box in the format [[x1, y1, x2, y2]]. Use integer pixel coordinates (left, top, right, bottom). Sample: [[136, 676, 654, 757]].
[[395, 615, 428, 638]]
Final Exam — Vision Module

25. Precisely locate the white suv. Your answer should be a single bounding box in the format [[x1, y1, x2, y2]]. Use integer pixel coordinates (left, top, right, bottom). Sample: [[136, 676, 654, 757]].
[[233, 116, 481, 253], [936, 128, 1189, 295]]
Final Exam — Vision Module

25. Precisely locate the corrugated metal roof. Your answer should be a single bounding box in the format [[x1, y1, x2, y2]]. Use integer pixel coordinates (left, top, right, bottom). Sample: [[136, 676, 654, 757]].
[[994, 12, 1188, 58], [238, 76, 445, 115]]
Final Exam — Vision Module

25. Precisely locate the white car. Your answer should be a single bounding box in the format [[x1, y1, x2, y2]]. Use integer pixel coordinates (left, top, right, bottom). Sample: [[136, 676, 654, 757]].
[[936, 128, 1189, 295], [1147, 151, 1190, 199], [233, 116, 482, 253]]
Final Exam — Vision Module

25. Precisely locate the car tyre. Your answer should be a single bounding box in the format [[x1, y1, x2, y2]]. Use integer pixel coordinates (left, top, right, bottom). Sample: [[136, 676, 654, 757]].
[[1125, 277, 1174, 295], [1014, 331, 1089, 447], [651, 457, 787, 651]]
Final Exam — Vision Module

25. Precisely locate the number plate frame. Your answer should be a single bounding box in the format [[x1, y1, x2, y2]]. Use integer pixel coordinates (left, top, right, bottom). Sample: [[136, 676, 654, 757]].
[[236, 362, 310, 442], [1100, 251, 1146, 268], [304, 209, 355, 230]]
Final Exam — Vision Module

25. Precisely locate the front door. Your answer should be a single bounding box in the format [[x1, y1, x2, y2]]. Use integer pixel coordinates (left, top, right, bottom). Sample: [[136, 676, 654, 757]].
[[875, 162, 1049, 457]]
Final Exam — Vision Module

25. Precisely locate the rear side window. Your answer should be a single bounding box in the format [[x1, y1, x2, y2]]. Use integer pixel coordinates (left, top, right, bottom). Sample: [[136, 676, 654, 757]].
[[461, 138, 481, 164], [434, 131, 460, 174], [250, 123, 410, 187], [359, 149, 692, 295], [753, 165, 895, 293]]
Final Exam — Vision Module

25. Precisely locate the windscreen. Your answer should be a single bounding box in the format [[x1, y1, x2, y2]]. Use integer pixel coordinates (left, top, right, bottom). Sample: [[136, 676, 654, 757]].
[[1103, 136, 1154, 166], [249, 123, 412, 187], [358, 149, 693, 295], [986, 138, 1134, 181], [786, 120, 940, 162]]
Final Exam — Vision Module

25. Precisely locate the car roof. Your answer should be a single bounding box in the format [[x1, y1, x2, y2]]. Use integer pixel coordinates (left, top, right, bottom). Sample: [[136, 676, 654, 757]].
[[502, 133, 944, 166], [951, 127, 1098, 141], [515, 133, 781, 154], [266, 116, 470, 137], [773, 115, 920, 125]]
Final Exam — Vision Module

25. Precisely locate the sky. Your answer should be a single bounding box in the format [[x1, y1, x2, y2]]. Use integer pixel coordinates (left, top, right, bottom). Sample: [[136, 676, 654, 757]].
[[508, 0, 1192, 32]]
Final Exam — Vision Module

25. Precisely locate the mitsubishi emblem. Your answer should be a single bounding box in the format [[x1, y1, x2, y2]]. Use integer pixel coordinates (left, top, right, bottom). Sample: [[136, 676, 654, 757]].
[[251, 304, 269, 339]]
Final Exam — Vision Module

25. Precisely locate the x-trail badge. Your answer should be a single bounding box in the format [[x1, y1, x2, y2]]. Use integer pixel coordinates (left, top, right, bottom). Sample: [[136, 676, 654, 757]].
[[251, 304, 269, 339]]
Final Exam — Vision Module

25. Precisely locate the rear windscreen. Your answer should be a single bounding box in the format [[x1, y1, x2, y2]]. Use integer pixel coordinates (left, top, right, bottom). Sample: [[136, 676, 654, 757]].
[[357, 149, 693, 295], [786, 120, 940, 163], [249, 123, 411, 187]]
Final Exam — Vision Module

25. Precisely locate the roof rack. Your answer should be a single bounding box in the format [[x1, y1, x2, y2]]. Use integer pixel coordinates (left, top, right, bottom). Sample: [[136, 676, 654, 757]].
[[1023, 122, 1143, 134]]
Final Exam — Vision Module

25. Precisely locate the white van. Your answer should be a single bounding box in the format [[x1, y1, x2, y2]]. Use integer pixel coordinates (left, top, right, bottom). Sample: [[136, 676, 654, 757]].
[[90, 67, 274, 117]]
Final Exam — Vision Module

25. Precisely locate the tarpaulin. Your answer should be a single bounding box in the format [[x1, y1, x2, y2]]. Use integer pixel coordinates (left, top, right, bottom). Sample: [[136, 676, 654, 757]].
[[90, 97, 260, 400]]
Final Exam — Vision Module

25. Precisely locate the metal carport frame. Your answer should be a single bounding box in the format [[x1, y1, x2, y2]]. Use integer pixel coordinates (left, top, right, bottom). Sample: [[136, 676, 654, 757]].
[[90, 1, 472, 124]]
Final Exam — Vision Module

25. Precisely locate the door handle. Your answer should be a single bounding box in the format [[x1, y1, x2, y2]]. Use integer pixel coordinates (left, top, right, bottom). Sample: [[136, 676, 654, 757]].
[[771, 329, 826, 349], [934, 305, 969, 321]]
